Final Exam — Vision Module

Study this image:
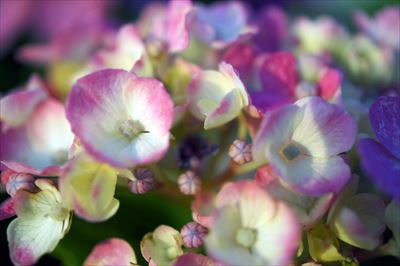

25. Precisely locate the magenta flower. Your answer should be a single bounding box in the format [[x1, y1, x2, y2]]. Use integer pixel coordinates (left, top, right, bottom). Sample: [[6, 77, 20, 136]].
[[251, 52, 342, 112], [66, 69, 174, 168], [358, 96, 400, 201], [253, 96, 357, 196]]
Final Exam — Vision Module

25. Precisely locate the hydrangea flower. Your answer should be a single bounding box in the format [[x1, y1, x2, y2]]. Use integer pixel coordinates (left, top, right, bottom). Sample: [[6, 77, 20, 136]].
[[84, 238, 137, 266], [253, 96, 357, 196], [136, 0, 192, 54], [252, 6, 288, 52], [66, 69, 174, 168], [251, 52, 343, 112], [141, 225, 184, 266], [187, 62, 249, 129], [7, 179, 72, 265], [188, 1, 249, 48], [354, 6, 400, 49], [85, 24, 145, 72], [293, 16, 348, 55], [0, 76, 74, 175], [59, 153, 119, 222], [358, 96, 400, 201], [205, 181, 300, 265], [327, 176, 386, 250], [256, 165, 334, 228]]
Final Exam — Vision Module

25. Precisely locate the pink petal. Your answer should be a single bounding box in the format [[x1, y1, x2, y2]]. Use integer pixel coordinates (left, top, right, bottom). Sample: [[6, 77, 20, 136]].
[[0, 89, 47, 127], [166, 0, 192, 53], [0, 197, 16, 221], [259, 51, 298, 99], [317, 68, 342, 102], [66, 69, 173, 168], [84, 238, 137, 266], [0, 161, 61, 177], [173, 253, 222, 266]]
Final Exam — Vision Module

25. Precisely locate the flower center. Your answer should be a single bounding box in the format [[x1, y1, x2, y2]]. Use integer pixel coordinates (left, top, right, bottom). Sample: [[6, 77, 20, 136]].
[[281, 143, 301, 161], [118, 119, 148, 139], [235, 227, 257, 248]]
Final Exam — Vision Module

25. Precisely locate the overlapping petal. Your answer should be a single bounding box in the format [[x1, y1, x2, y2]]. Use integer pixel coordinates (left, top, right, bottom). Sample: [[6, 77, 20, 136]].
[[66, 69, 173, 168], [59, 154, 119, 222], [84, 238, 137, 266]]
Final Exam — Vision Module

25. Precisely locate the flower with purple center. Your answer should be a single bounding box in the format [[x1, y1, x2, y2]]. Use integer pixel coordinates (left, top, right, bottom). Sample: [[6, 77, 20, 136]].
[[181, 221, 207, 248], [358, 96, 400, 201], [253, 96, 357, 196]]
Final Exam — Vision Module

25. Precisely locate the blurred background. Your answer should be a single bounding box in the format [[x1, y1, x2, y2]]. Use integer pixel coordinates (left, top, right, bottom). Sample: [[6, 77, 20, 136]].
[[0, 0, 399, 265]]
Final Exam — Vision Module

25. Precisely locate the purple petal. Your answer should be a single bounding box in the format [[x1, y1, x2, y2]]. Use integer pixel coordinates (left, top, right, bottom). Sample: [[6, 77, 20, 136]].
[[259, 52, 298, 95], [0, 197, 16, 221], [253, 6, 288, 52], [369, 96, 400, 159], [358, 139, 400, 201]]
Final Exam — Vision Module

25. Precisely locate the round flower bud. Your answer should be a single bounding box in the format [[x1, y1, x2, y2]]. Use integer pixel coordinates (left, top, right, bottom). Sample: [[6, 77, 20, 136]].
[[6, 173, 36, 197], [228, 139, 252, 164], [128, 168, 154, 194], [178, 171, 201, 195], [181, 222, 208, 248]]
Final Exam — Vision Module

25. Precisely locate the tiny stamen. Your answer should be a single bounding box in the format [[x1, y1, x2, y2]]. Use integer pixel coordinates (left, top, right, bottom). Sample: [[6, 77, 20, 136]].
[[118, 119, 148, 139]]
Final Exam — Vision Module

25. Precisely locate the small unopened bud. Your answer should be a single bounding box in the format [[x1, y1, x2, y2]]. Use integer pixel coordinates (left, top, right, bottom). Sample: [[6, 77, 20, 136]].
[[181, 222, 208, 248], [229, 139, 252, 164], [178, 171, 201, 195], [5, 173, 36, 197], [128, 168, 154, 194]]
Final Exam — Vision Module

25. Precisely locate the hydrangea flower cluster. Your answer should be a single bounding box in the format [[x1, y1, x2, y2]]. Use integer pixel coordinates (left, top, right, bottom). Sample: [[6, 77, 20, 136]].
[[0, 1, 399, 265]]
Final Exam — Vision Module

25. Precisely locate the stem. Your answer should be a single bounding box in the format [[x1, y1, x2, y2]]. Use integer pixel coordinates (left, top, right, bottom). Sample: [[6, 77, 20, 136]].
[[235, 160, 266, 175], [237, 113, 247, 140]]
